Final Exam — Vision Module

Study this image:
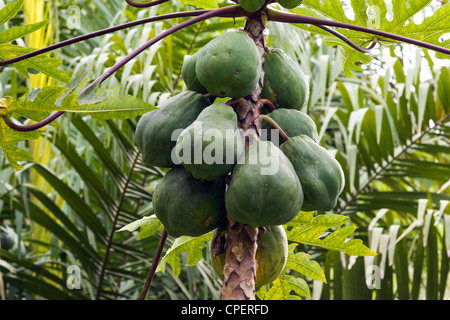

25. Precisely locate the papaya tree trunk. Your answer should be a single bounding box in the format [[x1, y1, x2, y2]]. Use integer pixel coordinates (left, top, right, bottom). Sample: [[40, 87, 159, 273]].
[[219, 10, 267, 301]]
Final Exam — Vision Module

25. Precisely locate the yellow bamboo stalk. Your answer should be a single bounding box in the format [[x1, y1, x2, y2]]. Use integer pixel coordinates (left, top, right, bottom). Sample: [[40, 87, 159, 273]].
[[24, 0, 60, 255]]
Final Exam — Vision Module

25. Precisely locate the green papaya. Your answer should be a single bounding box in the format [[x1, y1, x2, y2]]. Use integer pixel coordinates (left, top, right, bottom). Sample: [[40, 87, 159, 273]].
[[181, 52, 207, 94], [262, 48, 309, 110], [240, 0, 266, 12], [196, 31, 261, 98], [135, 91, 211, 168], [225, 140, 303, 226], [280, 135, 345, 211], [262, 108, 319, 143], [175, 102, 244, 181], [277, 0, 303, 9], [153, 166, 226, 238], [211, 225, 288, 288]]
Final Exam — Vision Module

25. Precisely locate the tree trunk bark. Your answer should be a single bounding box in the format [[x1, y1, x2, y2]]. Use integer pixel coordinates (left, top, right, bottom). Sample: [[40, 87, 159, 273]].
[[218, 10, 267, 301]]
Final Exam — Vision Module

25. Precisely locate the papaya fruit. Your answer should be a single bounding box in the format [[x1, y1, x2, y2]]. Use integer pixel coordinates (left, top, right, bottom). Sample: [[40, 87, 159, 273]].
[[135, 91, 211, 168], [181, 52, 207, 94], [240, 0, 266, 12], [280, 135, 345, 211], [225, 140, 303, 226], [175, 102, 244, 181], [277, 0, 303, 9], [262, 48, 309, 110], [153, 166, 226, 238], [262, 108, 319, 144], [196, 31, 261, 98], [211, 225, 288, 288]]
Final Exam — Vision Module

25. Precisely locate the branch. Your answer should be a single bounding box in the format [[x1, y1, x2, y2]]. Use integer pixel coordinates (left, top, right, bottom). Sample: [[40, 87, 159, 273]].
[[95, 150, 141, 300], [2, 111, 65, 132], [1, 5, 248, 133], [125, 0, 169, 7], [0, 10, 211, 67], [267, 9, 450, 56], [316, 25, 377, 53], [139, 228, 168, 300]]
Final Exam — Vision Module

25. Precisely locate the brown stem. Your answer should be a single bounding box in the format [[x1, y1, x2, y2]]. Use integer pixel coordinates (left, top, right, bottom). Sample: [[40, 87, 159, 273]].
[[316, 25, 377, 53], [220, 11, 267, 301], [139, 228, 168, 300], [261, 98, 276, 111], [125, 0, 169, 8]]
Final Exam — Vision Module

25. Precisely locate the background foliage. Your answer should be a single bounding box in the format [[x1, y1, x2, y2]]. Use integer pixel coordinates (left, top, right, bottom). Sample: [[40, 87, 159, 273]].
[[0, 0, 449, 300]]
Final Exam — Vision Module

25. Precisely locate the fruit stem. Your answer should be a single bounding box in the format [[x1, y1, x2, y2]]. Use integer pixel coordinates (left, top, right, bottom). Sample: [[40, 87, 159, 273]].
[[220, 10, 268, 301], [124, 0, 169, 8], [260, 114, 290, 141], [139, 228, 168, 300], [261, 98, 276, 111]]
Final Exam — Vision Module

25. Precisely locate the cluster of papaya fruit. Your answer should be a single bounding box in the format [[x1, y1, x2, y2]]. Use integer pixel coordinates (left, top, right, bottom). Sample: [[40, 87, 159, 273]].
[[135, 14, 344, 287]]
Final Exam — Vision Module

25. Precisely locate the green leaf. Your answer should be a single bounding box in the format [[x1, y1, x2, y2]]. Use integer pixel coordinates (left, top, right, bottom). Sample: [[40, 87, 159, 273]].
[[0, 20, 48, 44], [156, 233, 212, 278], [179, 0, 218, 9], [8, 82, 156, 121], [118, 215, 163, 239], [291, 0, 450, 76], [285, 243, 327, 283], [0, 44, 70, 83], [0, 0, 24, 25], [258, 274, 310, 300], [0, 114, 40, 171], [69, 87, 156, 120], [286, 212, 377, 256]]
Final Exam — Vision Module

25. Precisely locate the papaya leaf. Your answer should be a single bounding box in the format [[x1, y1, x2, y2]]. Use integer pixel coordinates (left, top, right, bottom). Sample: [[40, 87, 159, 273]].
[[156, 233, 212, 278], [286, 212, 377, 256], [7, 78, 156, 121], [0, 117, 40, 171], [68, 88, 156, 120], [179, 0, 218, 9], [290, 0, 450, 76], [117, 215, 163, 240], [0, 0, 24, 26], [257, 274, 310, 300], [0, 44, 70, 83], [0, 20, 48, 44], [285, 243, 327, 283]]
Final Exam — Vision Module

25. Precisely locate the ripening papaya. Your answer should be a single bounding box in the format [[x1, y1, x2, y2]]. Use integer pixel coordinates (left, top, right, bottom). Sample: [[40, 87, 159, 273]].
[[153, 166, 226, 238], [196, 31, 261, 98], [225, 140, 303, 226], [278, 0, 304, 9], [262, 48, 309, 110], [262, 108, 319, 144], [181, 52, 207, 94], [175, 102, 245, 181], [211, 225, 288, 288], [239, 0, 266, 12], [135, 91, 211, 168], [280, 135, 345, 211]]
